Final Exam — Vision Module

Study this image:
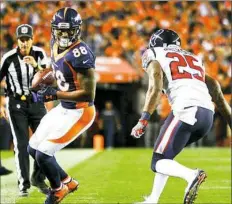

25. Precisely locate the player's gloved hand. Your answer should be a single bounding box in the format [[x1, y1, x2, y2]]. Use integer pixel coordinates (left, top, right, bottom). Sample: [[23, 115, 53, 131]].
[[32, 86, 57, 103], [131, 112, 150, 138]]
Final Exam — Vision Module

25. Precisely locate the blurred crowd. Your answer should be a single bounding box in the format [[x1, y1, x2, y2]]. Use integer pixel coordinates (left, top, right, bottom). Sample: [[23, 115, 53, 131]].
[[0, 1, 231, 148], [1, 1, 231, 83]]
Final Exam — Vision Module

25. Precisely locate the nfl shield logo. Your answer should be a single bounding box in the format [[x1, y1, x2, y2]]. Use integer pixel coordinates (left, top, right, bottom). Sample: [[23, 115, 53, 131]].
[[21, 26, 28, 34]]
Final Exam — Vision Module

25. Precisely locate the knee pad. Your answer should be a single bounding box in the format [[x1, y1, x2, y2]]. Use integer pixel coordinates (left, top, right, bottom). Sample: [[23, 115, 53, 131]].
[[151, 152, 165, 172], [27, 145, 36, 159], [35, 150, 52, 165]]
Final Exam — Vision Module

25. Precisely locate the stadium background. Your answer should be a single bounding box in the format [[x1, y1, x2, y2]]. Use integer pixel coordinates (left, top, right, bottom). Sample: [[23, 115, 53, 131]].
[[0, 1, 231, 149]]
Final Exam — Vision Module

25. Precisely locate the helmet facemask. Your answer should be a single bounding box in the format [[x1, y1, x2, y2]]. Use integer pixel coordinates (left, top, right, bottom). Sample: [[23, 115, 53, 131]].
[[52, 23, 81, 49]]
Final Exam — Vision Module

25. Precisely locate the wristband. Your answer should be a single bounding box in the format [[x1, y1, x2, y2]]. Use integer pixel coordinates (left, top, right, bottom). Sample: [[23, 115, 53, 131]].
[[140, 111, 151, 120]]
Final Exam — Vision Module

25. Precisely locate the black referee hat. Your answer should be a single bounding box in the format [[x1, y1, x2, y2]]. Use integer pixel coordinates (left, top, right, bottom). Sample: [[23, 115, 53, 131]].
[[16, 24, 33, 39]]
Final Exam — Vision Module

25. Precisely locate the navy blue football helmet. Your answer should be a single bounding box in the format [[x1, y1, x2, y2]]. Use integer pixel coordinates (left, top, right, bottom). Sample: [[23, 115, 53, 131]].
[[149, 29, 181, 48], [51, 7, 82, 48]]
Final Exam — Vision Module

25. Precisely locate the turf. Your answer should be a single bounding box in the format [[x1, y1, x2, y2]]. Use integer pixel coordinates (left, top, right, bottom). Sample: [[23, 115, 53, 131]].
[[3, 148, 231, 204], [1, 151, 14, 159]]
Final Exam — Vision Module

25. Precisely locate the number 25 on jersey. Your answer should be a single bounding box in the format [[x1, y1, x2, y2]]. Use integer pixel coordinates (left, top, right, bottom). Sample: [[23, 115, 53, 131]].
[[166, 52, 204, 82]]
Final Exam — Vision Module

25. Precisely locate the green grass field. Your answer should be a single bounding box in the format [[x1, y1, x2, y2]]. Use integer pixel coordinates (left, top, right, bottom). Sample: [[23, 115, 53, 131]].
[[1, 148, 231, 204]]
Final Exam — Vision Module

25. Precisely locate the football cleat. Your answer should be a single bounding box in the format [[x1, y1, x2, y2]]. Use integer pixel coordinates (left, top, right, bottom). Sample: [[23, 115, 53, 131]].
[[31, 178, 49, 195], [183, 169, 207, 204], [19, 189, 29, 197], [64, 178, 79, 193], [0, 166, 13, 176], [44, 184, 69, 204], [31, 170, 49, 195]]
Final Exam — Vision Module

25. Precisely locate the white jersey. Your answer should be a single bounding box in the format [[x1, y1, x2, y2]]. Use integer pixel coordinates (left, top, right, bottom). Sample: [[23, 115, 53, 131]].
[[142, 45, 214, 124]]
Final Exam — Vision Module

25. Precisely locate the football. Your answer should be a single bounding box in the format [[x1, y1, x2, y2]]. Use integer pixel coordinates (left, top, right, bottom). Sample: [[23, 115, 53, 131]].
[[31, 68, 55, 90]]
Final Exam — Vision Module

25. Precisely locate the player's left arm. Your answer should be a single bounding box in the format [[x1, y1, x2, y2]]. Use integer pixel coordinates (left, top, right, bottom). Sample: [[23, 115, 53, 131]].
[[205, 74, 231, 128], [57, 68, 96, 102]]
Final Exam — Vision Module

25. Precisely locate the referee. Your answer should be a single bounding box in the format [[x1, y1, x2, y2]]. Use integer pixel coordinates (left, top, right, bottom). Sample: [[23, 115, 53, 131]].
[[0, 24, 48, 196]]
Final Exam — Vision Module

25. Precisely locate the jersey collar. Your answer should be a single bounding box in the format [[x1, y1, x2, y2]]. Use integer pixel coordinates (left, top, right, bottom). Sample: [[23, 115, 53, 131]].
[[52, 40, 81, 62]]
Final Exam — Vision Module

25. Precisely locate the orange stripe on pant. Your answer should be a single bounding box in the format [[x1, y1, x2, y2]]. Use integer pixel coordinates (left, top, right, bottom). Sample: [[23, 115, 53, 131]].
[[48, 106, 95, 144]]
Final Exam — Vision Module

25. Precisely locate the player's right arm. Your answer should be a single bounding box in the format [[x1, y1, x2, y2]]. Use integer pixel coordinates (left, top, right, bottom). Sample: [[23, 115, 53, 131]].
[[131, 51, 163, 138], [33, 68, 96, 103], [57, 68, 96, 102], [143, 60, 163, 115], [57, 43, 96, 102], [205, 74, 231, 128]]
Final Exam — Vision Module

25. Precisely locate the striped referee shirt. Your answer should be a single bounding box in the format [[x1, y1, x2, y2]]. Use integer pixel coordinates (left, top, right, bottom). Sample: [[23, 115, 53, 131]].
[[0, 46, 48, 96]]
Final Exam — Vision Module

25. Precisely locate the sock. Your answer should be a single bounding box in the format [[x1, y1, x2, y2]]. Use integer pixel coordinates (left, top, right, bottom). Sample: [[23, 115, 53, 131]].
[[149, 173, 169, 203], [28, 145, 46, 181], [62, 176, 72, 184], [156, 159, 196, 183], [54, 183, 63, 191], [53, 157, 68, 181], [35, 151, 61, 189]]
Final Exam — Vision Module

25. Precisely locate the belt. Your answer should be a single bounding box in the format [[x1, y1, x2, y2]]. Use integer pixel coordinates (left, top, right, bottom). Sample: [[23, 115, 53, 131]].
[[9, 93, 33, 102]]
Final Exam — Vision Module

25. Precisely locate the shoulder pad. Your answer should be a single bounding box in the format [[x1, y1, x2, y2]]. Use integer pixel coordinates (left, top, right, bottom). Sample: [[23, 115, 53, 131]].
[[66, 42, 95, 70]]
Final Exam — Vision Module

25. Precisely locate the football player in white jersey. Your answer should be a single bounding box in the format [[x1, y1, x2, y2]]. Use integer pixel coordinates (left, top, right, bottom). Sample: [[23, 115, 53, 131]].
[[131, 29, 231, 204]]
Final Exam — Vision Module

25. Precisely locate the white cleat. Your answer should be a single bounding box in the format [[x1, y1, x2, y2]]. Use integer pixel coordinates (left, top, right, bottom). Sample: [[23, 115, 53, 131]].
[[183, 169, 207, 204]]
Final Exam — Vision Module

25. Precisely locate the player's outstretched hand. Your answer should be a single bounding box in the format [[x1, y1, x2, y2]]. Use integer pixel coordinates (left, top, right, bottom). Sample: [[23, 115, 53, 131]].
[[131, 112, 150, 138], [32, 86, 57, 103], [131, 119, 148, 138]]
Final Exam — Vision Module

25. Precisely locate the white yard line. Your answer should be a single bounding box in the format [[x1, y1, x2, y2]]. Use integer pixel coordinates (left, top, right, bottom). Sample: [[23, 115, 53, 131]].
[[201, 186, 231, 190], [0, 149, 96, 204], [177, 158, 230, 162]]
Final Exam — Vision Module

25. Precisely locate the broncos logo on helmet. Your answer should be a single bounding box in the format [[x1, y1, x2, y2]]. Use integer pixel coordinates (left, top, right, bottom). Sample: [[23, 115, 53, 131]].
[[51, 7, 82, 49], [149, 29, 181, 48]]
